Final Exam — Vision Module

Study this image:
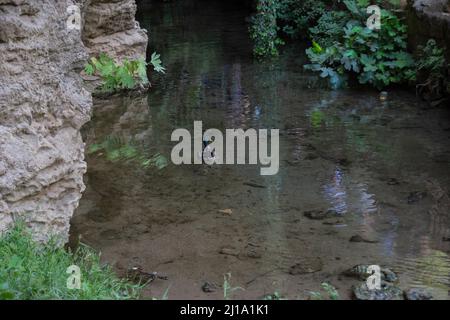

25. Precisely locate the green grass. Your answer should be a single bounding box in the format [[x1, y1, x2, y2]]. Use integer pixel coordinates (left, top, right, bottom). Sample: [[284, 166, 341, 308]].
[[0, 223, 142, 300]]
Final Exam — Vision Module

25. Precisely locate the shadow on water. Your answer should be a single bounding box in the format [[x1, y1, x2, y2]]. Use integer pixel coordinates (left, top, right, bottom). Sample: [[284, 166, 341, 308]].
[[71, 0, 450, 299]]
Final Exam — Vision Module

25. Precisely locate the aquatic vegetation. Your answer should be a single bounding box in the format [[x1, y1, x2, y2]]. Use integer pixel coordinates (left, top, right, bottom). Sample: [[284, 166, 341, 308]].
[[305, 0, 415, 89], [84, 52, 165, 92], [0, 223, 142, 300], [310, 109, 326, 128], [309, 282, 340, 300], [152, 286, 171, 300], [262, 291, 284, 300], [223, 273, 244, 300]]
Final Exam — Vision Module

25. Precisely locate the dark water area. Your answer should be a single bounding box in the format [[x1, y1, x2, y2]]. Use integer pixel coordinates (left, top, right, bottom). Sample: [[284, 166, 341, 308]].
[[71, 0, 450, 299]]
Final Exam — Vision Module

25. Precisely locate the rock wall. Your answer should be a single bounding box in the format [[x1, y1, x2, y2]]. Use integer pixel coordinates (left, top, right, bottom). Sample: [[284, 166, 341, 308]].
[[0, 0, 147, 242], [82, 0, 148, 61], [406, 0, 450, 58], [0, 0, 92, 242]]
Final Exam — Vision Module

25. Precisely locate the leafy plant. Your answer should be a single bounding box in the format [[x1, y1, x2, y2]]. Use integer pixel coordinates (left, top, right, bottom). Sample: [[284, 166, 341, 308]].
[[0, 222, 142, 300], [305, 0, 415, 89], [249, 0, 283, 57], [415, 39, 449, 103], [277, 0, 328, 39], [309, 10, 349, 48], [249, 0, 329, 57], [85, 52, 165, 92], [149, 52, 166, 74]]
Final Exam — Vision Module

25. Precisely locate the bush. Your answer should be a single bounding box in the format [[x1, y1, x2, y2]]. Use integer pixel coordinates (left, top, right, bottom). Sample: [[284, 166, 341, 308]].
[[249, 0, 283, 57], [0, 223, 142, 300], [249, 0, 328, 57], [415, 39, 450, 103], [305, 0, 415, 89], [277, 0, 328, 39]]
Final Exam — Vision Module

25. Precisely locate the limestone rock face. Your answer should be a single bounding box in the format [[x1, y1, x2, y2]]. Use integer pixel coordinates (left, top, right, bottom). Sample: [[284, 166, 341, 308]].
[[0, 0, 147, 242], [406, 0, 450, 58], [82, 0, 148, 61], [0, 0, 92, 242]]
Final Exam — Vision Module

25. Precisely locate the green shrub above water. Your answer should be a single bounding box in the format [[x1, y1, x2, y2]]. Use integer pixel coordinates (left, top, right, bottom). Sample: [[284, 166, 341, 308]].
[[415, 39, 450, 102], [249, 0, 283, 57], [305, 0, 415, 89], [249, 0, 329, 57], [0, 223, 142, 300], [84, 52, 165, 92]]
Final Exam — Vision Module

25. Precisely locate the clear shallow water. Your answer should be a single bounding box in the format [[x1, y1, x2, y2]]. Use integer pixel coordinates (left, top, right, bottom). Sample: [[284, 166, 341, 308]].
[[71, 0, 450, 299]]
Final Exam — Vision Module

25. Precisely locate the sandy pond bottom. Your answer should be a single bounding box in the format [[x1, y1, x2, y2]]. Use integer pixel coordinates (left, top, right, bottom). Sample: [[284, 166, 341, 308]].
[[70, 0, 450, 299]]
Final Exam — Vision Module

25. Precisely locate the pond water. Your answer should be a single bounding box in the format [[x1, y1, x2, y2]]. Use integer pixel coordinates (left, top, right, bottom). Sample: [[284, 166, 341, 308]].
[[70, 0, 450, 299]]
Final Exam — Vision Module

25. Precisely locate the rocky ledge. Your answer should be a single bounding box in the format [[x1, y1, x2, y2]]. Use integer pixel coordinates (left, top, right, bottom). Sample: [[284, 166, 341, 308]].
[[0, 0, 147, 242]]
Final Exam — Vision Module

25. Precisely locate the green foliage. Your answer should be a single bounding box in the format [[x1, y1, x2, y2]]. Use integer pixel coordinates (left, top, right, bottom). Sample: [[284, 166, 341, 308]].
[[262, 291, 284, 300], [249, 0, 283, 57], [150, 52, 166, 74], [416, 40, 446, 73], [151, 286, 171, 300], [309, 11, 349, 48], [415, 39, 450, 101], [249, 0, 328, 57], [85, 52, 165, 92], [88, 135, 168, 170], [305, 0, 415, 89], [277, 0, 328, 39], [309, 282, 340, 300], [310, 109, 326, 128], [0, 222, 142, 300]]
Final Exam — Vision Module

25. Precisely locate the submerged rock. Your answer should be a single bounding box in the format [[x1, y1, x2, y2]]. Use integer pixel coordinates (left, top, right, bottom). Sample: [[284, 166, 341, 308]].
[[353, 282, 403, 300], [202, 282, 218, 293], [303, 209, 337, 220], [289, 257, 323, 275], [349, 235, 379, 243], [219, 247, 240, 256], [404, 288, 433, 300], [407, 191, 427, 204], [343, 265, 398, 283], [0, 0, 148, 242], [387, 178, 400, 185], [0, 0, 92, 242]]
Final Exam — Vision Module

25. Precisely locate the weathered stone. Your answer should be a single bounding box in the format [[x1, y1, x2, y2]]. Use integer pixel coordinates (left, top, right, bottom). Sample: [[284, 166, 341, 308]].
[[349, 235, 379, 243], [82, 0, 148, 61], [343, 265, 398, 283], [404, 288, 433, 300], [0, 0, 92, 243], [0, 0, 147, 243], [406, 0, 450, 60], [289, 257, 323, 275], [353, 282, 403, 300], [303, 209, 337, 220]]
